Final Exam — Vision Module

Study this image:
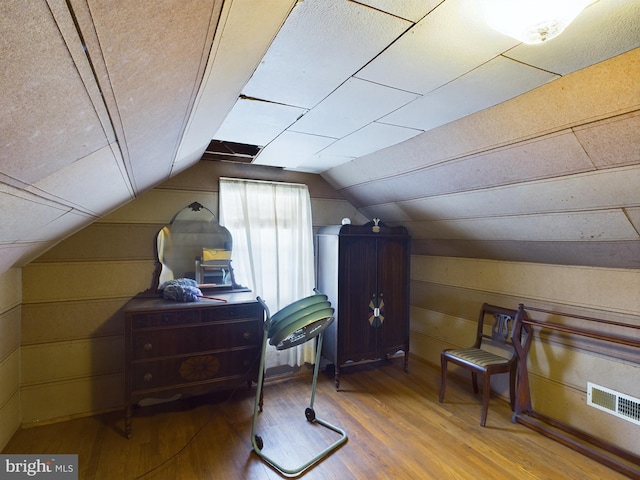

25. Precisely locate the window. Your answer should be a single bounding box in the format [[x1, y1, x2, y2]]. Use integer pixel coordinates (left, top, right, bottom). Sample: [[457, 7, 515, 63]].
[[219, 178, 315, 369]]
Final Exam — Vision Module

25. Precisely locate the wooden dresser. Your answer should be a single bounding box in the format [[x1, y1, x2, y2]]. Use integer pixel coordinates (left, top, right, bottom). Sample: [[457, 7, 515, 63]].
[[123, 291, 263, 437]]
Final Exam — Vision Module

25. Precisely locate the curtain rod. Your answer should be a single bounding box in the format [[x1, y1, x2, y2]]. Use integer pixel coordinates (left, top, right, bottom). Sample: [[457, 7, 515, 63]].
[[219, 177, 307, 188]]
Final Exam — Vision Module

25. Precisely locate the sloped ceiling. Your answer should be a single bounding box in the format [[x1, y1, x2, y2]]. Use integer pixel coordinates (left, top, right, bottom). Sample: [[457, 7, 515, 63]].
[[0, 0, 295, 273], [0, 0, 639, 276], [215, 0, 640, 172]]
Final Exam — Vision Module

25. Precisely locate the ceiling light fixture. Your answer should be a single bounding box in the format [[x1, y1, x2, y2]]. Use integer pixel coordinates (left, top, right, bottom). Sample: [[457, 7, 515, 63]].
[[485, 0, 596, 45]]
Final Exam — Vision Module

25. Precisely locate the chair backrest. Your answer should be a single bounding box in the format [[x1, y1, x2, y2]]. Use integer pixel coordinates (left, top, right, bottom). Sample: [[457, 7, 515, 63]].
[[474, 303, 519, 356]]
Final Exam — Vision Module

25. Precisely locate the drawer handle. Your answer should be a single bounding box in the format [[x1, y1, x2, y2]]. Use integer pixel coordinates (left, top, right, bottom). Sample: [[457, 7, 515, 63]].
[[143, 373, 152, 382], [243, 332, 251, 340], [144, 343, 153, 352]]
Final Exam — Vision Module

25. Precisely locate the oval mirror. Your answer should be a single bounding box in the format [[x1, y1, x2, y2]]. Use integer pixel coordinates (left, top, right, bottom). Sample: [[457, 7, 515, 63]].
[[151, 202, 245, 292]]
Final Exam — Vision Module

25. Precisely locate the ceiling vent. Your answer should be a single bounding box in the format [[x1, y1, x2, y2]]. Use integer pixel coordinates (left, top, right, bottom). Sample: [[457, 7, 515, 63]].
[[202, 140, 263, 163]]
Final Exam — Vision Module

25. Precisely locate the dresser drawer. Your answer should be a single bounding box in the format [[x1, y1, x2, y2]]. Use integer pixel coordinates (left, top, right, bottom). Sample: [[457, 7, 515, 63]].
[[131, 309, 201, 329], [131, 319, 261, 360], [200, 303, 262, 322], [131, 348, 260, 392], [130, 302, 262, 329]]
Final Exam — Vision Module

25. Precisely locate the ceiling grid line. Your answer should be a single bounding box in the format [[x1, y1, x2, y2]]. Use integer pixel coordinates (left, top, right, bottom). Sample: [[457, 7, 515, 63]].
[[58, 0, 135, 194]]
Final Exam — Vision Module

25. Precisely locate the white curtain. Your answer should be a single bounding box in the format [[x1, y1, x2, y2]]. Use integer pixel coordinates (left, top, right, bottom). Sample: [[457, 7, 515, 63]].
[[219, 177, 316, 369]]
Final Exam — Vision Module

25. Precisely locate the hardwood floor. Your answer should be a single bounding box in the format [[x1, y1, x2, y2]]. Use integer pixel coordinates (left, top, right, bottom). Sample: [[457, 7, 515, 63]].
[[3, 357, 630, 479]]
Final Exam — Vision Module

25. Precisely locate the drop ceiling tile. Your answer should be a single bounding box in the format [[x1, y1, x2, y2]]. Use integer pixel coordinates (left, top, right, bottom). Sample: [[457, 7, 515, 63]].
[[353, 0, 441, 22], [290, 78, 419, 138], [505, 0, 640, 76], [214, 97, 307, 146], [26, 144, 133, 216], [380, 56, 558, 131], [320, 122, 422, 158], [253, 131, 336, 169], [355, 0, 518, 95], [241, 0, 411, 109], [297, 155, 356, 174]]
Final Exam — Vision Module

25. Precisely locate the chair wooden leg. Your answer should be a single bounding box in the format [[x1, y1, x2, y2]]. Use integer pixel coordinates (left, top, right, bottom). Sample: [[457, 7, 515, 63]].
[[480, 373, 491, 427], [471, 372, 479, 394], [508, 367, 516, 411], [439, 355, 447, 403]]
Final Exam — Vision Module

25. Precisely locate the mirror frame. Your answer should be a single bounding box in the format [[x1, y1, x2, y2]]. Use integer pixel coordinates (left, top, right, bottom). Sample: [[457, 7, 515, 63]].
[[144, 202, 248, 296]]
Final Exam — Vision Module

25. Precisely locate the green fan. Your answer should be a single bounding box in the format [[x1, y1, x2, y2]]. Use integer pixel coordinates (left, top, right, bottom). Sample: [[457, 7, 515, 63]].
[[251, 290, 347, 476]]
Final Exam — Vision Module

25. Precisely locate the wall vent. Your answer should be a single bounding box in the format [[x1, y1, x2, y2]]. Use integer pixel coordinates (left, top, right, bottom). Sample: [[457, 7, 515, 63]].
[[587, 382, 640, 426]]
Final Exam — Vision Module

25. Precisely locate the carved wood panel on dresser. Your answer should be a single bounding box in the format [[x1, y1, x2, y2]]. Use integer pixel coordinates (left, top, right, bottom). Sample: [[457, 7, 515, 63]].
[[124, 292, 263, 438]]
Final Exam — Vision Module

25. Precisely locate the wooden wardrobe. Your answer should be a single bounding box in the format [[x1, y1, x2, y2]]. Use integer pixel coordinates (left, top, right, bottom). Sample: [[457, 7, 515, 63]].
[[316, 220, 410, 389]]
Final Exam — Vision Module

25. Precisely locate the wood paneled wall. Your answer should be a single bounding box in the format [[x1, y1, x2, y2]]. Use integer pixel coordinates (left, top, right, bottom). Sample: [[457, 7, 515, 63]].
[[7, 157, 639, 463], [410, 255, 640, 455], [16, 162, 365, 428], [0, 268, 21, 448]]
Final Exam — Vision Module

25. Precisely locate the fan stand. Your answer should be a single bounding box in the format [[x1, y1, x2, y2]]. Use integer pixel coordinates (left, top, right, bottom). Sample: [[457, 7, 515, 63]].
[[251, 294, 348, 477]]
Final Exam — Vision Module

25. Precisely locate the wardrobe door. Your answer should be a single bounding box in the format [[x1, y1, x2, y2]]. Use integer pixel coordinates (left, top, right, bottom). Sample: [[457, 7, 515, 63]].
[[337, 234, 378, 364], [377, 236, 409, 355]]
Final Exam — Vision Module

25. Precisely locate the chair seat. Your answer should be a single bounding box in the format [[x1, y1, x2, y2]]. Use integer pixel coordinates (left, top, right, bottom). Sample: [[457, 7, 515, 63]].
[[445, 348, 510, 368]]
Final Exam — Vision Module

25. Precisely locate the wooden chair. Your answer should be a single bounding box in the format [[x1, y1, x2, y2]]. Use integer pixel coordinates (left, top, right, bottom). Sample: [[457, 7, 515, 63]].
[[439, 303, 520, 427]]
